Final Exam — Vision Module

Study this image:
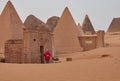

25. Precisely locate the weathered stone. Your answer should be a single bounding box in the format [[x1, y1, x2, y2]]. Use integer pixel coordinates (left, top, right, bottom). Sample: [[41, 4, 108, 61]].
[[101, 54, 111, 58], [96, 30, 105, 48], [5, 40, 23, 63], [66, 57, 72, 62], [77, 23, 84, 36], [23, 15, 53, 63], [107, 18, 120, 32], [0, 1, 24, 54], [82, 15, 95, 34], [46, 16, 60, 32], [78, 30, 105, 51], [24, 15, 50, 32], [79, 35, 97, 51], [54, 7, 82, 54]]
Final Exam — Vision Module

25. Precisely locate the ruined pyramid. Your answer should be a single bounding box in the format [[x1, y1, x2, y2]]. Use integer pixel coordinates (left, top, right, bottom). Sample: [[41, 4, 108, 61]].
[[0, 1, 24, 53], [53, 7, 82, 54], [82, 15, 95, 34], [46, 16, 60, 32], [24, 15, 50, 31], [107, 18, 120, 32], [77, 23, 84, 36]]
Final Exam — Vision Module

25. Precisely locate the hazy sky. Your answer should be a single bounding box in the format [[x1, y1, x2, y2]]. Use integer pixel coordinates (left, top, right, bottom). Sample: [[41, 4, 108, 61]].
[[0, 0, 120, 31]]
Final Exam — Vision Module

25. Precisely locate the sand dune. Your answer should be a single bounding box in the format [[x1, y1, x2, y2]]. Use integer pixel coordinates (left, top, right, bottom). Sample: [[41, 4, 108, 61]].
[[0, 47, 120, 81], [0, 33, 120, 81]]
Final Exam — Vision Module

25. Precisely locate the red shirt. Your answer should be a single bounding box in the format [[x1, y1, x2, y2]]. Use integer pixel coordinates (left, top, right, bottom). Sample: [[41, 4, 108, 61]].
[[44, 51, 51, 61]]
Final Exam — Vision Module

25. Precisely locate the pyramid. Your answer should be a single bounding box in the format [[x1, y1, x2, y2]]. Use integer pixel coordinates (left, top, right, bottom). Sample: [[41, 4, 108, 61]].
[[77, 23, 84, 36], [24, 15, 50, 31], [82, 15, 95, 34], [0, 1, 24, 53], [46, 16, 60, 32], [53, 7, 82, 54], [107, 18, 120, 32]]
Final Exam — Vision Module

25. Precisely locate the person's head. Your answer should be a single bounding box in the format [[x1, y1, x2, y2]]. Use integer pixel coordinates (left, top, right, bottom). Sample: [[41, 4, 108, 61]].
[[46, 49, 49, 52]]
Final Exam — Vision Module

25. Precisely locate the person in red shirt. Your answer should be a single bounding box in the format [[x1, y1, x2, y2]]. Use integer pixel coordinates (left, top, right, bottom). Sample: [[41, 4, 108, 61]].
[[44, 50, 51, 63]]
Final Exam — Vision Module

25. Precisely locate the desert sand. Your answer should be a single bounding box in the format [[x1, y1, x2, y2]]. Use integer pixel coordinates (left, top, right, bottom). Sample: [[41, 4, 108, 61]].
[[0, 32, 120, 81]]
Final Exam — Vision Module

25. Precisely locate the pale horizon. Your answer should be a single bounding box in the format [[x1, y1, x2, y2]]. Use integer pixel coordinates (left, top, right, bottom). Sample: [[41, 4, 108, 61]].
[[0, 0, 120, 31]]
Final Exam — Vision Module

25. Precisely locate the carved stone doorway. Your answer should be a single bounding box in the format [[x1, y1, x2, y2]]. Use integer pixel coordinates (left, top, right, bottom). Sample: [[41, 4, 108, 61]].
[[40, 45, 44, 63]]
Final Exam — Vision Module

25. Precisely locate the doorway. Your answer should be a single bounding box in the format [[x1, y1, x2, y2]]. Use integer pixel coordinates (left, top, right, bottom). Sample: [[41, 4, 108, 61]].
[[40, 46, 44, 63]]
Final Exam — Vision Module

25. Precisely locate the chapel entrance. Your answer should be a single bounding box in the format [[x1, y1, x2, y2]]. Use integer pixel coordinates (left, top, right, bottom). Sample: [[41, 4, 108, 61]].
[[40, 46, 44, 63]]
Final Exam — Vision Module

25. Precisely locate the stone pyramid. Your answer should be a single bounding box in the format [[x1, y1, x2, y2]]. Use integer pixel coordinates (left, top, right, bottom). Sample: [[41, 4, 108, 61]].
[[24, 15, 50, 31], [107, 18, 120, 32], [53, 7, 82, 54], [46, 16, 60, 32], [82, 15, 95, 34], [0, 1, 24, 53], [77, 23, 84, 36]]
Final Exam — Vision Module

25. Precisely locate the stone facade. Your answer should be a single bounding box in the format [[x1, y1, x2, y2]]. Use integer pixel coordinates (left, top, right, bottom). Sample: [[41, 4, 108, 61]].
[[22, 15, 53, 63], [5, 40, 23, 63], [96, 30, 105, 47], [82, 15, 95, 34], [5, 28, 53, 63], [78, 31, 105, 51], [23, 28, 53, 63], [79, 36, 97, 51]]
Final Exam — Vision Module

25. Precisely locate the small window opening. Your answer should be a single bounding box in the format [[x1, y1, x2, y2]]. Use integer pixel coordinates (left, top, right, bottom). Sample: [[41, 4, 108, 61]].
[[33, 39, 36, 41]]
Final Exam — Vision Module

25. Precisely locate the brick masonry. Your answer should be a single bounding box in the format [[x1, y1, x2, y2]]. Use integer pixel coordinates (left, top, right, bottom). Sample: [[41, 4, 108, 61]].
[[5, 40, 23, 63]]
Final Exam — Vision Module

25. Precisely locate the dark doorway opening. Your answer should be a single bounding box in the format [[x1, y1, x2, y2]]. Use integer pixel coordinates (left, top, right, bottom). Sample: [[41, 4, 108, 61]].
[[40, 46, 44, 63]]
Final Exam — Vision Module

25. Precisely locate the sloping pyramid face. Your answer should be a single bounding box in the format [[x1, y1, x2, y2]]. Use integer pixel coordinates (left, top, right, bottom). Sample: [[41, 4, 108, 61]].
[[0, 1, 24, 53], [53, 7, 82, 54], [107, 18, 120, 32], [82, 15, 95, 34], [46, 16, 60, 32], [24, 15, 49, 31], [77, 23, 84, 36]]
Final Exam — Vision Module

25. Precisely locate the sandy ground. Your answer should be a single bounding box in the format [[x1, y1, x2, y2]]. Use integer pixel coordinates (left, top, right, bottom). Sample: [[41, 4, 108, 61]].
[[0, 32, 120, 81]]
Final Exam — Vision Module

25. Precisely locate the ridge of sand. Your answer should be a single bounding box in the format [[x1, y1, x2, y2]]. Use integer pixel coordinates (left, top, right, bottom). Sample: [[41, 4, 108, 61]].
[[0, 46, 120, 81]]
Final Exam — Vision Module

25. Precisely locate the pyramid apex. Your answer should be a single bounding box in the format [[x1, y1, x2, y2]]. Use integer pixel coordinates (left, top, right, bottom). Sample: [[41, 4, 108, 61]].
[[63, 7, 70, 12], [65, 7, 69, 9], [2, 0, 15, 13], [6, 0, 12, 6], [82, 14, 95, 34], [85, 14, 88, 17], [78, 23, 81, 26], [83, 14, 90, 24], [57, 6, 75, 26], [85, 14, 89, 19], [27, 14, 36, 18]]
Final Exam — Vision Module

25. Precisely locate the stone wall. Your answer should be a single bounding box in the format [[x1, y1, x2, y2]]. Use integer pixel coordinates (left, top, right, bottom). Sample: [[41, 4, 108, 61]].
[[78, 30, 105, 51], [4, 28, 53, 64], [23, 29, 40, 63], [5, 40, 23, 63], [97, 30, 105, 47], [79, 36, 97, 51], [23, 28, 53, 63]]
